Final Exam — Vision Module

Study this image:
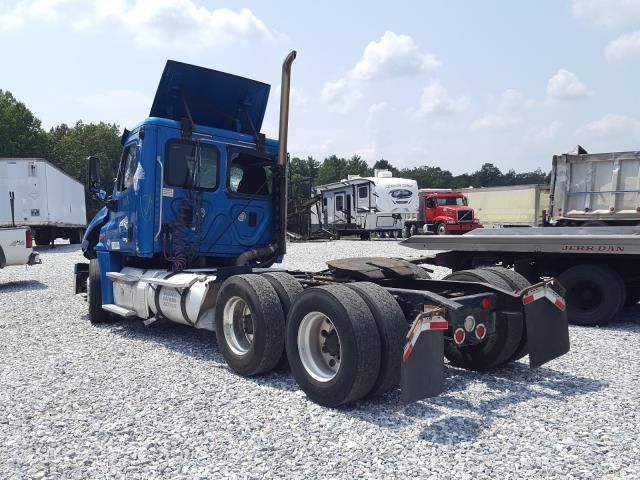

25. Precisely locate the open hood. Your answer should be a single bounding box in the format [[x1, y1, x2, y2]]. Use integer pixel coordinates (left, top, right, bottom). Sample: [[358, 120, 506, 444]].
[[150, 60, 270, 136]]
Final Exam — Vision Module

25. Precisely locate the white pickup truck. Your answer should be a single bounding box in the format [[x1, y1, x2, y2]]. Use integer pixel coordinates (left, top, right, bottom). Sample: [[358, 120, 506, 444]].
[[0, 226, 40, 268]]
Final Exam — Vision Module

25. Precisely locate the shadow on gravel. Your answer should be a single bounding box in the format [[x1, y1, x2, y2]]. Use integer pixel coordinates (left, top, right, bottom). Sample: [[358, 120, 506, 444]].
[[342, 362, 607, 445], [95, 315, 301, 391], [599, 304, 640, 333], [0, 280, 47, 292]]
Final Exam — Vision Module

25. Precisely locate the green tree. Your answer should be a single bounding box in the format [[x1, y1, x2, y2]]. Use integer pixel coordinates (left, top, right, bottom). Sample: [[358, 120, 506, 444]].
[[372, 158, 398, 176], [345, 155, 372, 177], [316, 155, 348, 185], [289, 156, 320, 181], [400, 165, 454, 189], [0, 90, 48, 157], [47, 121, 122, 217]]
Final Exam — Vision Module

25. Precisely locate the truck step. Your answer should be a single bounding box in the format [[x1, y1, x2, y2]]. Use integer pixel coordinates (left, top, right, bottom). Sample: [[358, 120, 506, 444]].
[[102, 304, 137, 318], [106, 272, 140, 284]]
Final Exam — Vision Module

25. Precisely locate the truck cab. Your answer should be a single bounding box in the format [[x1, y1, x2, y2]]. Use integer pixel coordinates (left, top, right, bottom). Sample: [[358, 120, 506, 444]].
[[82, 61, 286, 278], [405, 190, 481, 236]]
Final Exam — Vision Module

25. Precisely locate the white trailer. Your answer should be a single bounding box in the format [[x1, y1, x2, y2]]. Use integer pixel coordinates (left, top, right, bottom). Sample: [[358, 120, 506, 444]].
[[0, 158, 87, 245], [460, 184, 550, 227], [550, 147, 640, 226], [312, 171, 418, 238]]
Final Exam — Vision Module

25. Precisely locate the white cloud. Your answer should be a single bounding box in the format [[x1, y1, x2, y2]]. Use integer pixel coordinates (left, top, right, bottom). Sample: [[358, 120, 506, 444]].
[[606, 30, 640, 61], [416, 81, 469, 116], [579, 113, 640, 138], [366, 101, 389, 127], [526, 121, 563, 142], [351, 31, 441, 81], [471, 114, 521, 130], [321, 31, 440, 112], [546, 69, 591, 100], [0, 1, 275, 49], [77, 89, 152, 128], [320, 77, 362, 113], [471, 89, 533, 130], [571, 0, 640, 29]]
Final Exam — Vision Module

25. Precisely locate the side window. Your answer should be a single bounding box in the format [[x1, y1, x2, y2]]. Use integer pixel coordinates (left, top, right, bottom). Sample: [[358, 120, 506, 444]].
[[228, 150, 273, 196], [165, 140, 219, 191], [358, 185, 368, 199], [117, 144, 137, 192], [335, 195, 344, 212]]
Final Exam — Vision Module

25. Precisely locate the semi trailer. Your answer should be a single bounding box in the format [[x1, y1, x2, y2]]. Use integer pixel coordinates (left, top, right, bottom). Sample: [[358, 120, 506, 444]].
[[404, 226, 640, 327], [73, 52, 570, 407], [0, 158, 87, 245]]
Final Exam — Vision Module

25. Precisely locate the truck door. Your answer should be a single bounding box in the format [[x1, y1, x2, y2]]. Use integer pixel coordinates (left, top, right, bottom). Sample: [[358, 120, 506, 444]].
[[103, 142, 139, 254], [425, 197, 437, 223]]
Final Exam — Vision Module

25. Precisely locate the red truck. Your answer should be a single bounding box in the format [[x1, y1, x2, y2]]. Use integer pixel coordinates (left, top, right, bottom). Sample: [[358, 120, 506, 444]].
[[404, 190, 482, 236]]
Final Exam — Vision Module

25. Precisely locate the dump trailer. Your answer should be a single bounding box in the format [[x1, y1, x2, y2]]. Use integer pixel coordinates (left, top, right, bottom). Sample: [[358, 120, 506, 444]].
[[404, 226, 640, 327], [550, 147, 640, 226], [0, 158, 87, 245], [73, 52, 570, 407]]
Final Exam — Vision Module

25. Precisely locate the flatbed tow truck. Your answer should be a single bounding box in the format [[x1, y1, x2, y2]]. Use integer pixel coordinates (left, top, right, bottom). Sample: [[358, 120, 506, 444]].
[[73, 52, 569, 407], [404, 226, 640, 326]]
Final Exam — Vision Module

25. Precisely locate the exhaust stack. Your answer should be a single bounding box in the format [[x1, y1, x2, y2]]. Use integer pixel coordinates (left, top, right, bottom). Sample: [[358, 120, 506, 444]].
[[278, 50, 297, 168]]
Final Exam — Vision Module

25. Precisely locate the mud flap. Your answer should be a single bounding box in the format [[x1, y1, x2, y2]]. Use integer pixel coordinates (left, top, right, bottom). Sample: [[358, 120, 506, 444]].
[[400, 307, 447, 404], [522, 280, 570, 368], [74, 262, 89, 295]]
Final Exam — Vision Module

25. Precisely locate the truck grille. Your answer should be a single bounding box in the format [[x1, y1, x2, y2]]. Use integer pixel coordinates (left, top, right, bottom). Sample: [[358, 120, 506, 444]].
[[457, 209, 473, 222]]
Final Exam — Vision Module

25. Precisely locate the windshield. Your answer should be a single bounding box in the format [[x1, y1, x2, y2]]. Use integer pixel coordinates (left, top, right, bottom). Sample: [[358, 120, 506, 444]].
[[436, 197, 465, 206]]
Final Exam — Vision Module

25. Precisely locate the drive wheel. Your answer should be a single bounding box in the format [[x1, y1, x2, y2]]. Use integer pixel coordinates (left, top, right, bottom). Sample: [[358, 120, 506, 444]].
[[558, 265, 625, 326], [443, 269, 524, 370], [480, 267, 531, 361], [286, 285, 381, 407], [436, 222, 447, 235], [215, 274, 285, 376], [347, 282, 407, 397], [261, 272, 304, 370], [88, 259, 110, 324]]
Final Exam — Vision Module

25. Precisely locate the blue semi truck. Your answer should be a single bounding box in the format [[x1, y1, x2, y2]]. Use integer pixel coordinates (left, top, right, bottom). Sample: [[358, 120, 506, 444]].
[[73, 52, 570, 407]]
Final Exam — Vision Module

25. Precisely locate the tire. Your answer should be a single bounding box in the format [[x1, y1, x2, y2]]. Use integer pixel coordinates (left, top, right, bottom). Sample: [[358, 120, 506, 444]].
[[261, 272, 304, 370], [347, 282, 407, 397], [558, 265, 626, 326], [480, 267, 531, 362], [34, 228, 52, 246], [286, 285, 381, 407], [442, 269, 524, 370], [360, 232, 370, 241], [69, 228, 84, 244], [436, 223, 447, 235], [215, 274, 285, 376], [402, 226, 411, 238], [88, 258, 110, 324]]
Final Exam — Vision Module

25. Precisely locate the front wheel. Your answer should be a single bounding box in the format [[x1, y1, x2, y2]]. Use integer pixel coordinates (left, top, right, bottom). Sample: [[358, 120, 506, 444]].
[[88, 259, 110, 324], [436, 223, 447, 235], [286, 285, 381, 407]]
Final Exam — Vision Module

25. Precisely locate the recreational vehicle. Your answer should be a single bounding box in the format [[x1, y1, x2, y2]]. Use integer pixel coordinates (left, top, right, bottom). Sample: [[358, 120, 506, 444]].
[[312, 170, 418, 239]]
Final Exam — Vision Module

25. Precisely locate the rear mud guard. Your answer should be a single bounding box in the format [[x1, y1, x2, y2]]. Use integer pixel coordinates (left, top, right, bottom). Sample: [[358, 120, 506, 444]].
[[522, 280, 570, 368]]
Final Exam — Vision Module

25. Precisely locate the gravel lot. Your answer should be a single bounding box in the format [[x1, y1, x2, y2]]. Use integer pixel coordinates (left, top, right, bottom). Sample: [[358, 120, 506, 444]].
[[1, 240, 639, 479]]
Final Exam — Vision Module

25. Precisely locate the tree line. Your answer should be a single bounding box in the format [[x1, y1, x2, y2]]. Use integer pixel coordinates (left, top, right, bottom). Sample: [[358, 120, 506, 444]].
[[1, 88, 550, 217], [290, 155, 550, 189]]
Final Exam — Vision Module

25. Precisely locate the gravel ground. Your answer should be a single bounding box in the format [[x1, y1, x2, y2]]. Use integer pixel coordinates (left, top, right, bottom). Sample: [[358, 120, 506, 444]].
[[1, 239, 639, 479]]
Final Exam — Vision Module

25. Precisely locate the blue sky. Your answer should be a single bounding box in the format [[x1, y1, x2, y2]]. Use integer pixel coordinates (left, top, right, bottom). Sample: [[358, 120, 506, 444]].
[[1, 0, 639, 173]]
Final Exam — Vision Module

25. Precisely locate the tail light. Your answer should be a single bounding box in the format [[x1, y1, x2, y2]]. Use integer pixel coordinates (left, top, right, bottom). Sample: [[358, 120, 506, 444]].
[[26, 230, 33, 248], [453, 328, 466, 345], [475, 323, 487, 340]]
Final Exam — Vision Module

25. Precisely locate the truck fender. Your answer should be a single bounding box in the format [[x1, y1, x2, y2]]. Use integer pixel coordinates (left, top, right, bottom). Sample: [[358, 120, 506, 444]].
[[433, 216, 450, 224], [82, 206, 110, 260]]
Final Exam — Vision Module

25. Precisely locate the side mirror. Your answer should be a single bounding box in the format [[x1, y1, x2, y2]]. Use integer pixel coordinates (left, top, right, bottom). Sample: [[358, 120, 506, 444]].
[[87, 156, 106, 200]]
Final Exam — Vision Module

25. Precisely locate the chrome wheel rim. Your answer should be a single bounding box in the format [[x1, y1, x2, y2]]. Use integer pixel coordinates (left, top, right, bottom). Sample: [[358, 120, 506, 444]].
[[222, 296, 254, 356], [297, 312, 341, 382]]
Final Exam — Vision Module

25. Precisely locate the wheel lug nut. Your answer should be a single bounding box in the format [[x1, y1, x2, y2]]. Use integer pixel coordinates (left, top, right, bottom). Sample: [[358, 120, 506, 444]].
[[322, 346, 328, 353], [329, 359, 336, 367], [321, 330, 328, 337]]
